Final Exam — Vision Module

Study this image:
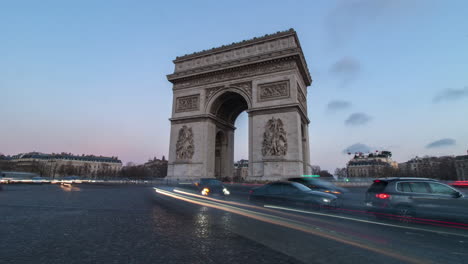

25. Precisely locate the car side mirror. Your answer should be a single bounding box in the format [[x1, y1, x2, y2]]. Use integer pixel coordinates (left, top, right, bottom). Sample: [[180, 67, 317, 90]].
[[453, 192, 463, 198]]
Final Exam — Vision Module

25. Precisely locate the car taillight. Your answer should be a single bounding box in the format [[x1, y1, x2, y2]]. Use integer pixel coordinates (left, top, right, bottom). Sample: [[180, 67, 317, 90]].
[[375, 193, 391, 199]]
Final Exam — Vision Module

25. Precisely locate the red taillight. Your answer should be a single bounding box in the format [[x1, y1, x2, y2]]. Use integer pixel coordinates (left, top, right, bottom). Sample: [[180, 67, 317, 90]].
[[374, 180, 381, 183], [375, 193, 391, 199]]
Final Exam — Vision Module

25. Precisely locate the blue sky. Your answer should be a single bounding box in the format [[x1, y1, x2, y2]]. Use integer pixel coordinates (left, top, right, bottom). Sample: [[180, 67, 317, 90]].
[[1, 0, 467, 171]]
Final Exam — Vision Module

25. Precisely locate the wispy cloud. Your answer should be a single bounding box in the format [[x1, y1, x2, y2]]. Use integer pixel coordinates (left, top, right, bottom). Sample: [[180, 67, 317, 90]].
[[433, 87, 468, 103], [426, 138, 456, 149], [345, 112, 371, 126], [342, 143, 373, 154], [324, 0, 398, 47], [327, 100, 352, 112], [329, 57, 361, 86]]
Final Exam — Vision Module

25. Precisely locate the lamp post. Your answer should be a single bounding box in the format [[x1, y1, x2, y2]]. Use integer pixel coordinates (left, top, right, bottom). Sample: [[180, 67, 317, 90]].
[[346, 151, 352, 181]]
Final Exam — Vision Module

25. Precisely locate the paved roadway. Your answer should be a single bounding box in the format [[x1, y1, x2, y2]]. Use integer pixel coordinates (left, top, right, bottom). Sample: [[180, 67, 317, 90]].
[[1, 184, 468, 264]]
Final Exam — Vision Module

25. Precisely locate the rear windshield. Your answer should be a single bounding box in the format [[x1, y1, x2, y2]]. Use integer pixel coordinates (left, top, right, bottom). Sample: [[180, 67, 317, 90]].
[[200, 179, 222, 185], [367, 181, 388, 193]]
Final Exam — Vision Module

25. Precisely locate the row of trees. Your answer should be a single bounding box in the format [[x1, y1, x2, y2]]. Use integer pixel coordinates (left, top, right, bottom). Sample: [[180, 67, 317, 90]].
[[119, 162, 168, 179]]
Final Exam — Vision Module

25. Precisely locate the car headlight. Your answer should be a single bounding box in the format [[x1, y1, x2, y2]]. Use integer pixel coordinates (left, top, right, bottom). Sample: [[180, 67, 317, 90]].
[[201, 188, 210, 196], [222, 188, 230, 195], [322, 198, 331, 203]]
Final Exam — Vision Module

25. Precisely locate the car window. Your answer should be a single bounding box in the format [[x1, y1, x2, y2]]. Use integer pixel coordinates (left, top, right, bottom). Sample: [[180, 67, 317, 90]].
[[303, 179, 335, 189], [290, 182, 311, 192], [428, 183, 457, 195], [266, 184, 283, 195], [408, 182, 430, 193], [282, 184, 299, 194], [397, 182, 412, 192], [368, 181, 388, 193], [201, 179, 222, 186]]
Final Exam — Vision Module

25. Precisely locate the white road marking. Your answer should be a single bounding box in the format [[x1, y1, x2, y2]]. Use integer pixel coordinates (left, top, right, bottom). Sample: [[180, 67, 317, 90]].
[[264, 205, 468, 238]]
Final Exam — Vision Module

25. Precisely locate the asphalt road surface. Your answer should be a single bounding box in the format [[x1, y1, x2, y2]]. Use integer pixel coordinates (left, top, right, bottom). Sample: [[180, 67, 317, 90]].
[[1, 184, 468, 264]]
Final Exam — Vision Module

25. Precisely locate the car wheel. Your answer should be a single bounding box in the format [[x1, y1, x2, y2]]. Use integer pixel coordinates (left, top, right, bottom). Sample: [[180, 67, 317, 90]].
[[395, 206, 414, 223]]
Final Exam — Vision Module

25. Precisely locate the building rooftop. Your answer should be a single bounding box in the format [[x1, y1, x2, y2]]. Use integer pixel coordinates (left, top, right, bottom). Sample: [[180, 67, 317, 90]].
[[168, 29, 312, 86], [11, 152, 122, 163], [174, 29, 296, 61]]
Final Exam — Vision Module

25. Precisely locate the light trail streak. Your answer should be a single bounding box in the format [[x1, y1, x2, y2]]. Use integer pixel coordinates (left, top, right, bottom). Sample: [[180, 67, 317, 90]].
[[264, 205, 468, 238], [154, 187, 430, 264]]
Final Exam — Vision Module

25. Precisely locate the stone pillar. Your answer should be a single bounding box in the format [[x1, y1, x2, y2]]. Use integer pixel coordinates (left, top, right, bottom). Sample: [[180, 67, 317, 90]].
[[247, 110, 304, 181]]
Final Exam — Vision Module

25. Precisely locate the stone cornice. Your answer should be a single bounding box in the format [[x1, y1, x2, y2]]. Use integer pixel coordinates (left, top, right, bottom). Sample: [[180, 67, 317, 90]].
[[169, 114, 236, 130], [169, 56, 310, 90], [247, 104, 310, 124], [174, 29, 296, 62], [168, 29, 312, 86]]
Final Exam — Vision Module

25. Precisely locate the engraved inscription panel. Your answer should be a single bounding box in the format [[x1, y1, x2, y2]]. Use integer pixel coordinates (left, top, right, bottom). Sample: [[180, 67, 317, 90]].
[[175, 36, 297, 72], [258, 80, 290, 101], [176, 95, 200, 113]]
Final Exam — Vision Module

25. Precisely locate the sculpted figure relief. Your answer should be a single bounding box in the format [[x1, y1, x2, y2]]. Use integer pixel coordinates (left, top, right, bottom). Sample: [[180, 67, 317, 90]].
[[176, 125, 194, 160], [258, 81, 289, 101], [262, 117, 288, 156]]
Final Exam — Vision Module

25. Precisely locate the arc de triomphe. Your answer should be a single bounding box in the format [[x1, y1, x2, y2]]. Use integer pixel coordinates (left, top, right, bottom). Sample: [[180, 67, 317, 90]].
[[166, 29, 312, 181]]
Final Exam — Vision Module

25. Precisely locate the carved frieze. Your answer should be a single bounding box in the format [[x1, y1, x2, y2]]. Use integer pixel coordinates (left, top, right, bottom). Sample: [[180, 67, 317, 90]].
[[205, 86, 224, 101], [258, 80, 290, 101], [297, 83, 307, 110], [173, 60, 296, 89], [231, 81, 252, 98], [262, 117, 288, 156], [174, 35, 297, 72], [176, 125, 194, 160], [175, 94, 200, 113]]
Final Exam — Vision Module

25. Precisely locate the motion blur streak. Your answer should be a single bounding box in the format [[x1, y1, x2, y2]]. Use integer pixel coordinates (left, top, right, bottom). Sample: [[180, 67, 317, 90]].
[[173, 188, 363, 224], [173, 189, 288, 212], [59, 184, 81, 192], [264, 205, 468, 238], [371, 212, 468, 228], [154, 188, 428, 264], [332, 207, 468, 229]]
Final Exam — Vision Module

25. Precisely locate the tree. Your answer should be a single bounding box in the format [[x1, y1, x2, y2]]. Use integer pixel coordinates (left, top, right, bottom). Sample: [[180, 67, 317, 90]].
[[438, 158, 456, 180], [381, 166, 397, 178], [30, 160, 48, 176], [64, 161, 76, 176], [334, 168, 347, 179], [310, 165, 321, 175], [318, 170, 333, 178], [82, 163, 91, 178]]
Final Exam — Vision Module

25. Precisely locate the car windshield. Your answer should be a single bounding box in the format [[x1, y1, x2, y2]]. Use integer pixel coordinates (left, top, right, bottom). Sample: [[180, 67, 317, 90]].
[[301, 178, 336, 188], [2, 2, 468, 264], [290, 182, 312, 192], [201, 179, 222, 186]]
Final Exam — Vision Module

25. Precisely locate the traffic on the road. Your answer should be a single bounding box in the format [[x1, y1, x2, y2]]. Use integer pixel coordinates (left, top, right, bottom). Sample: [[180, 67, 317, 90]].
[[2, 176, 468, 264]]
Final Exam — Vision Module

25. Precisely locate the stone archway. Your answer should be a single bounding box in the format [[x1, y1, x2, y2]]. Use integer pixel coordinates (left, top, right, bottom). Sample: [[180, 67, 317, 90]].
[[209, 90, 249, 179], [166, 29, 313, 181]]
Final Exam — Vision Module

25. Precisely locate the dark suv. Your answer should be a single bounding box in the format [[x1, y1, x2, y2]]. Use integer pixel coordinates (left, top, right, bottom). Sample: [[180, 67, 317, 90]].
[[365, 178, 468, 222]]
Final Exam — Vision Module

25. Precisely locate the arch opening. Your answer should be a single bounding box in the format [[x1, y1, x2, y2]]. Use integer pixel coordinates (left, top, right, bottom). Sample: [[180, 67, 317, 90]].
[[210, 91, 249, 180], [210, 91, 249, 125]]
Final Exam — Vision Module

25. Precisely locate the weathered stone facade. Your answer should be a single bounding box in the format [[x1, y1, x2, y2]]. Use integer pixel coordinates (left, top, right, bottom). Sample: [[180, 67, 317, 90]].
[[166, 29, 312, 181], [9, 152, 122, 178]]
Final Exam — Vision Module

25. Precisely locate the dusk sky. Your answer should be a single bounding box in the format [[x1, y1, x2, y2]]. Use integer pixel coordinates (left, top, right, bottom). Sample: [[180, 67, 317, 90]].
[[1, 0, 467, 171]]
